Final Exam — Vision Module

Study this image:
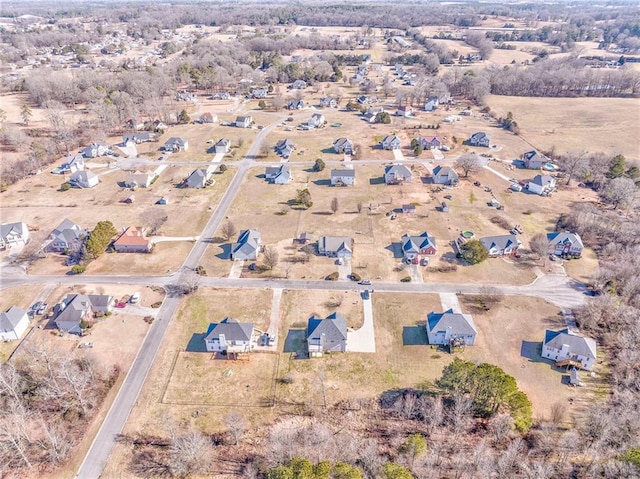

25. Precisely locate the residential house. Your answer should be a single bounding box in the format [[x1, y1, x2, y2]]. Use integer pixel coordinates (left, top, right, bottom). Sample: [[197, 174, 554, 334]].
[[69, 170, 99, 188], [426, 309, 477, 346], [162, 137, 189, 152], [522, 150, 547, 170], [0, 306, 29, 341], [357, 95, 372, 104], [185, 167, 215, 189], [479, 234, 521, 257], [542, 328, 597, 371], [432, 166, 459, 186], [333, 137, 353, 154], [547, 232, 584, 257], [385, 164, 412, 185], [287, 99, 305, 110], [424, 96, 439, 111], [87, 295, 114, 314], [418, 136, 441, 150], [113, 226, 152, 253], [231, 229, 261, 261], [54, 294, 112, 334], [251, 88, 268, 99], [124, 171, 156, 188], [381, 134, 402, 150], [401, 232, 437, 263], [275, 139, 296, 158], [123, 132, 156, 144], [81, 142, 111, 158], [361, 54, 372, 64], [235, 116, 253, 128], [469, 132, 490, 147], [198, 112, 218, 123], [308, 113, 326, 128], [60, 155, 85, 173], [293, 232, 313, 245], [396, 105, 413, 117], [528, 174, 556, 196], [214, 138, 231, 154], [318, 236, 353, 258], [265, 165, 293, 184], [151, 119, 168, 132], [204, 318, 254, 353], [402, 204, 416, 215], [331, 168, 356, 186], [320, 97, 338, 108], [0, 222, 30, 250], [307, 312, 348, 357], [45, 219, 86, 253], [211, 92, 231, 100], [362, 110, 378, 123], [291, 79, 307, 90]]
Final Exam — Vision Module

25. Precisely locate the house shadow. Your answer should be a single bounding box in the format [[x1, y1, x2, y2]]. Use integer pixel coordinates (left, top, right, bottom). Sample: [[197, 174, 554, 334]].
[[186, 333, 208, 352], [385, 243, 403, 259], [255, 173, 267, 179], [320, 147, 336, 154], [215, 243, 232, 260], [312, 211, 333, 216], [369, 177, 385, 185], [402, 326, 428, 346], [283, 329, 307, 357], [520, 340, 543, 362], [312, 179, 332, 186], [420, 176, 433, 184]]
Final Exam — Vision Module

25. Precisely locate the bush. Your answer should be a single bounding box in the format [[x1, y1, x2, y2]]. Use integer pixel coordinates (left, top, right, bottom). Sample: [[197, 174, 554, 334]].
[[151, 301, 163, 308], [70, 265, 86, 274], [350, 272, 362, 282], [195, 265, 207, 276], [325, 272, 339, 281], [59, 182, 71, 191], [490, 215, 512, 230], [280, 374, 294, 384], [218, 164, 228, 172], [401, 276, 412, 282]]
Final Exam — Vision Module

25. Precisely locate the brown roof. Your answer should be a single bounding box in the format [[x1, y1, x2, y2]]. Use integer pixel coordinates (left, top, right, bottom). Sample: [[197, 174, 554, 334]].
[[113, 227, 150, 247]]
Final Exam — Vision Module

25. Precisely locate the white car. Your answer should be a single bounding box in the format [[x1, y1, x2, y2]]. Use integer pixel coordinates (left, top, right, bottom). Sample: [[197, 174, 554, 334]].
[[130, 292, 141, 304]]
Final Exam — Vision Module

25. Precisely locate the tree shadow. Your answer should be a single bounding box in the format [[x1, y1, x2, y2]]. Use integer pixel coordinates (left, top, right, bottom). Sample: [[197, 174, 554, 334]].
[[311, 211, 333, 216], [186, 333, 208, 352], [385, 242, 403, 259], [215, 243, 232, 260], [402, 326, 428, 346], [283, 329, 307, 356], [369, 177, 385, 185], [312, 179, 332, 186]]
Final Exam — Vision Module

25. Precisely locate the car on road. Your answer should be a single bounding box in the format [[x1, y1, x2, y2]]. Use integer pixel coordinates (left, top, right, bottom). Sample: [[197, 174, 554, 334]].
[[359, 279, 372, 285], [37, 303, 48, 315]]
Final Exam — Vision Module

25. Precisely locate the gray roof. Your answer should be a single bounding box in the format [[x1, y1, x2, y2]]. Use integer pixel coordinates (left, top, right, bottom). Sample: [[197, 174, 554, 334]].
[[1, 222, 28, 239], [56, 294, 94, 325], [215, 138, 230, 147], [331, 168, 355, 178], [0, 306, 27, 331], [530, 174, 554, 186], [265, 164, 291, 179], [547, 231, 584, 249], [236, 116, 252, 122], [382, 134, 401, 144], [319, 236, 352, 254], [402, 232, 436, 253], [50, 219, 84, 243], [523, 150, 546, 163], [544, 329, 597, 359], [164, 137, 187, 148], [432, 165, 458, 179], [479, 234, 520, 252], [385, 164, 412, 178], [470, 131, 488, 141], [88, 295, 113, 308], [186, 168, 212, 188], [275, 139, 295, 151], [70, 170, 97, 183], [427, 309, 477, 336], [333, 137, 352, 148], [232, 229, 261, 258], [205, 318, 253, 342], [307, 312, 348, 342]]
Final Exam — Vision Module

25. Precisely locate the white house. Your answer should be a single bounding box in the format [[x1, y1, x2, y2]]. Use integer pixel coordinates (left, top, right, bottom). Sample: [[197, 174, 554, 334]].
[[380, 134, 401, 150], [162, 137, 189, 152], [426, 309, 477, 346], [522, 150, 547, 169], [547, 231, 584, 257], [330, 168, 355, 186], [307, 313, 348, 356], [308, 113, 325, 128], [0, 222, 30, 250], [45, 219, 85, 253], [432, 166, 458, 185], [479, 234, 521, 257], [528, 175, 556, 195], [204, 318, 254, 353], [424, 96, 439, 111], [384, 164, 412, 185], [469, 132, 490, 147], [265, 165, 293, 184], [124, 171, 156, 188], [333, 137, 353, 154], [230, 229, 261, 261], [235, 116, 253, 128], [396, 105, 413, 117], [542, 328, 597, 371], [81, 142, 111, 158], [0, 306, 29, 341], [418, 136, 441, 150], [69, 170, 99, 188], [214, 138, 231, 154], [318, 236, 353, 258], [60, 155, 85, 173]]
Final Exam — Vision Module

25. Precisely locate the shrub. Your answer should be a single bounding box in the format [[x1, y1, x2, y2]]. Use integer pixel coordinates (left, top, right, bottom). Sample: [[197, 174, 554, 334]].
[[490, 215, 511, 230], [70, 265, 86, 274], [195, 265, 207, 276], [350, 272, 362, 282], [325, 271, 339, 281], [280, 374, 295, 384], [59, 182, 71, 191], [218, 164, 228, 172], [401, 276, 412, 282], [151, 301, 163, 308]]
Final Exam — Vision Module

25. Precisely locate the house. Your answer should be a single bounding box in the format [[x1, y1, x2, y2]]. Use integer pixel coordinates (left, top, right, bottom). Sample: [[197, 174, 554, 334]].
[[307, 312, 348, 357], [426, 309, 477, 346], [251, 88, 268, 99], [396, 105, 413, 117], [198, 112, 217, 123], [124, 171, 156, 188], [185, 167, 215, 189], [265, 165, 293, 184], [357, 95, 372, 104], [331, 168, 356, 186], [214, 138, 231, 154], [69, 170, 99, 188], [123, 132, 156, 144], [235, 116, 253, 128], [162, 137, 189, 152], [275, 139, 296, 158], [293, 232, 313, 245], [361, 54, 372, 64], [211, 92, 231, 100], [402, 204, 416, 215], [308, 113, 325, 128], [0, 306, 29, 341], [54, 294, 112, 334], [362, 110, 378, 123], [60, 155, 85, 173], [113, 226, 152, 253], [333, 137, 353, 154], [318, 236, 353, 258], [385, 164, 412, 185], [204, 318, 254, 353], [231, 229, 261, 261], [287, 99, 305, 110], [401, 232, 437, 263], [0, 222, 30, 250], [151, 119, 168, 132], [469, 132, 490, 147], [479, 234, 521, 257], [522, 150, 547, 170], [45, 219, 86, 253], [418, 136, 441, 150], [528, 174, 556, 196], [291, 79, 307, 90], [432, 166, 459, 186], [81, 142, 111, 158], [381, 134, 401, 150], [547, 231, 584, 257], [424, 96, 439, 111], [542, 328, 597, 371], [320, 97, 338, 108]]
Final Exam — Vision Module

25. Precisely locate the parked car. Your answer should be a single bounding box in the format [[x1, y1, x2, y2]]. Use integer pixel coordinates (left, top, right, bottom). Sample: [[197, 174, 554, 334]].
[[359, 279, 372, 285], [129, 292, 141, 304], [31, 301, 42, 312], [362, 290, 370, 300], [115, 301, 127, 308], [37, 303, 48, 315]]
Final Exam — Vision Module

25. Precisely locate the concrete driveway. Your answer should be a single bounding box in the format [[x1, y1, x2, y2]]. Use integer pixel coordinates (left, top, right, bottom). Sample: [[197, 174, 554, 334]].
[[338, 258, 352, 280], [407, 264, 424, 283], [228, 260, 244, 279], [439, 292, 461, 312], [392, 149, 405, 162], [431, 149, 444, 161], [346, 291, 376, 353]]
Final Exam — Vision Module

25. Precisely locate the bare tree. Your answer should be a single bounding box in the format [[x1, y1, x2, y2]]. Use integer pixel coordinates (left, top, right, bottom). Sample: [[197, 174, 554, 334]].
[[357, 202, 363, 213], [557, 151, 588, 185], [223, 412, 247, 445], [330, 196, 339, 214], [143, 208, 168, 235], [477, 285, 504, 311], [601, 177, 638, 210], [221, 221, 237, 241], [455, 153, 480, 178], [530, 232, 550, 260], [263, 246, 279, 271], [169, 428, 212, 477]]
